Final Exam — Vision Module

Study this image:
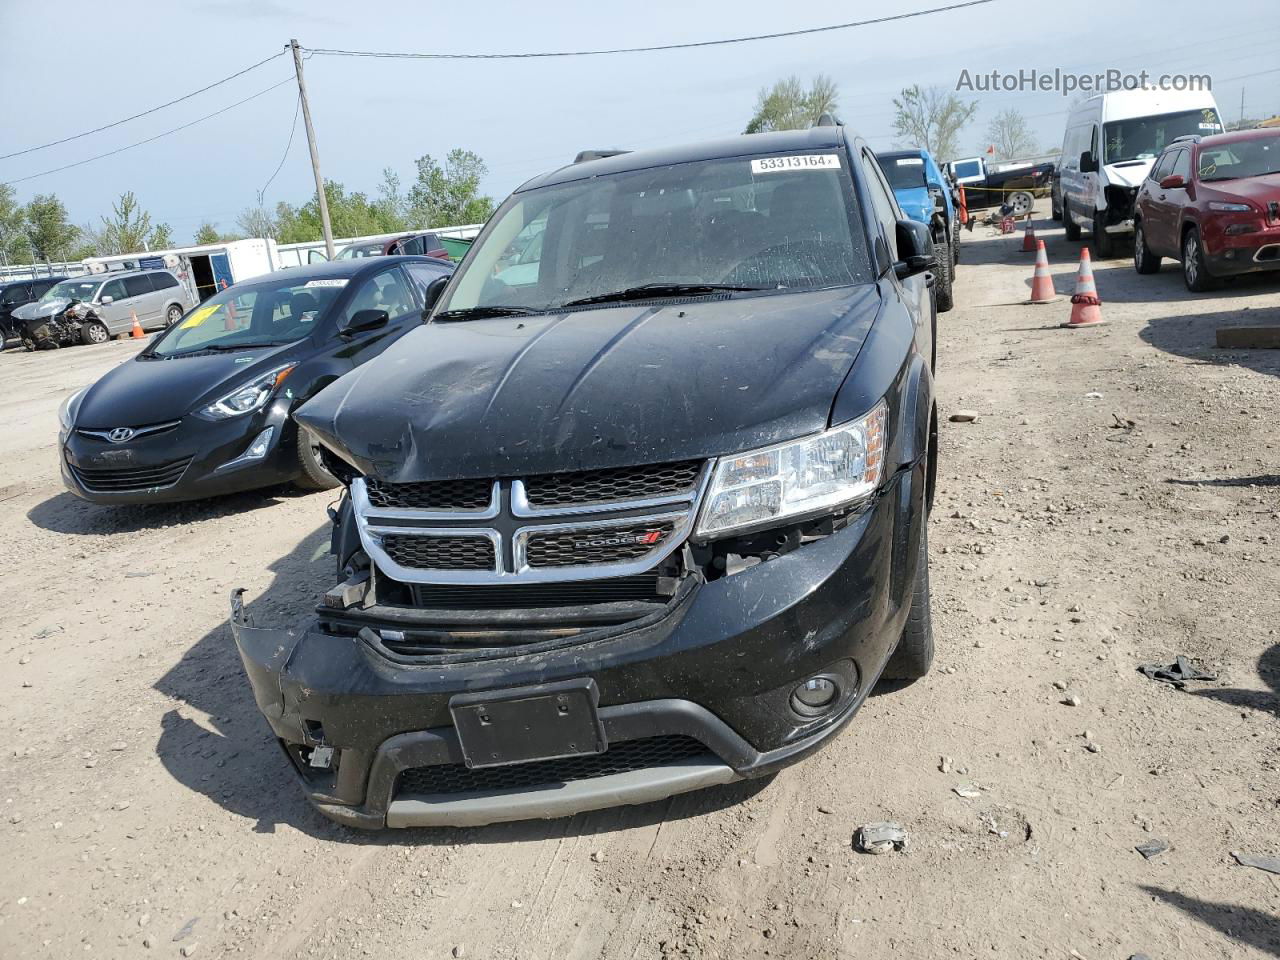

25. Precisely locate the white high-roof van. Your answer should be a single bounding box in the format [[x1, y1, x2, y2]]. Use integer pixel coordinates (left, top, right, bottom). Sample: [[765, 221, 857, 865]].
[[1057, 88, 1223, 257]]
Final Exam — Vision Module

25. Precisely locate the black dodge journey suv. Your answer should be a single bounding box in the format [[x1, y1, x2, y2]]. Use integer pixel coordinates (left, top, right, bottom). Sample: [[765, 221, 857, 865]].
[[231, 124, 941, 828]]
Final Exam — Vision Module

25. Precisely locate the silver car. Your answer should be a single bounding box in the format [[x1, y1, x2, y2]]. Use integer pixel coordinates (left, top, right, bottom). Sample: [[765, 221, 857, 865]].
[[12, 270, 195, 345]]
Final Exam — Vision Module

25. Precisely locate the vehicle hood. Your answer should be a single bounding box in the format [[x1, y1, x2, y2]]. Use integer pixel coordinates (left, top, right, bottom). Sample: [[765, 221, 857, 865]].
[[12, 298, 70, 321], [74, 345, 297, 428], [892, 187, 933, 223], [1103, 159, 1154, 188], [1204, 173, 1280, 205], [296, 285, 882, 482]]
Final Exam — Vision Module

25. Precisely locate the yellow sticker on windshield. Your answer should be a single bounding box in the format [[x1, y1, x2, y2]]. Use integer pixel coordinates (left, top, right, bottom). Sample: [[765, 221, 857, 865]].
[[180, 305, 218, 329]]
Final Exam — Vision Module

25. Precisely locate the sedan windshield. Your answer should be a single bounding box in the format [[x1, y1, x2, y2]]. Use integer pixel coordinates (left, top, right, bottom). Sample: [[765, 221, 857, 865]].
[[147, 277, 347, 357], [438, 151, 872, 317], [1198, 133, 1280, 181], [336, 241, 384, 259], [1104, 109, 1223, 164], [41, 278, 100, 303]]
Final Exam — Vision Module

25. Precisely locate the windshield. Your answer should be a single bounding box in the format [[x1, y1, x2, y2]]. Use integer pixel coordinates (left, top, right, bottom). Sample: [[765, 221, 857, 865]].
[[439, 151, 872, 316], [1104, 108, 1223, 164], [41, 278, 100, 303], [336, 241, 384, 260], [883, 157, 928, 191], [1198, 134, 1280, 181], [146, 276, 347, 357]]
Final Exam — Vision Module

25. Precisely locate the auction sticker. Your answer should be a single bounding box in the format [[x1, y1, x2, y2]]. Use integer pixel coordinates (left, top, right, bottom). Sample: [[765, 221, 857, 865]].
[[751, 154, 841, 174], [894, 157, 925, 166], [304, 278, 348, 288]]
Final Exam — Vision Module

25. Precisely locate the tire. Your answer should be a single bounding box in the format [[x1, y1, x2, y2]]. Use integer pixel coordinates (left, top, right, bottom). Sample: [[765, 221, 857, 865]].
[[1064, 207, 1082, 241], [1051, 186, 1063, 221], [1133, 221, 1161, 274], [884, 520, 934, 681], [1182, 226, 1219, 292], [932, 238, 954, 313], [165, 304, 183, 326], [1092, 211, 1117, 258], [951, 218, 961, 265], [294, 430, 340, 491], [80, 320, 110, 346], [1008, 191, 1034, 218]]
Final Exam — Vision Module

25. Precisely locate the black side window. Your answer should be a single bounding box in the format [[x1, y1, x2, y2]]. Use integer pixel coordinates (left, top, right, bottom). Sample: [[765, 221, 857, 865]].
[[30, 281, 53, 297], [151, 272, 179, 290], [1171, 149, 1192, 181], [124, 276, 152, 299], [405, 262, 448, 302], [1150, 151, 1175, 182], [100, 279, 125, 302], [341, 267, 418, 326], [859, 151, 900, 264]]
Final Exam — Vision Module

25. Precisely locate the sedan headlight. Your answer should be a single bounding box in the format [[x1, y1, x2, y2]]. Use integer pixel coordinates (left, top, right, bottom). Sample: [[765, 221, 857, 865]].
[[58, 388, 86, 430], [1208, 201, 1253, 213], [196, 365, 295, 420], [695, 401, 887, 538]]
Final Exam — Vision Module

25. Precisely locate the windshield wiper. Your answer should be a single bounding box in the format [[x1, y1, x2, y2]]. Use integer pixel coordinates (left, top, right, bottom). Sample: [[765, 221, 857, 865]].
[[433, 305, 543, 321], [558, 283, 766, 309]]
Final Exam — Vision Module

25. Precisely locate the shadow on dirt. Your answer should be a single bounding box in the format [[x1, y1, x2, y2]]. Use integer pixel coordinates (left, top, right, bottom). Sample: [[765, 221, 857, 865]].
[[1167, 475, 1280, 488], [1193, 643, 1279, 719], [1138, 308, 1280, 380], [152, 522, 775, 844], [27, 487, 309, 536], [1141, 886, 1280, 957]]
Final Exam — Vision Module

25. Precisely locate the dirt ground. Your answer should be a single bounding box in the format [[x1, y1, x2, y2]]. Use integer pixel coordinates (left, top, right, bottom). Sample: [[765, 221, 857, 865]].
[[2, 207, 1278, 960]]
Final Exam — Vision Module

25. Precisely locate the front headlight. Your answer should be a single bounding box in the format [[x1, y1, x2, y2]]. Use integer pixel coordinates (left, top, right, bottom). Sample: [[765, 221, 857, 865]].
[[196, 365, 295, 420], [58, 388, 86, 430], [1208, 201, 1253, 213], [695, 400, 887, 539]]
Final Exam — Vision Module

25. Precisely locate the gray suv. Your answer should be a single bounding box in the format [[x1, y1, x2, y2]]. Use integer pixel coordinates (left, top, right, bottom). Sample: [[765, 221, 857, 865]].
[[13, 270, 195, 345]]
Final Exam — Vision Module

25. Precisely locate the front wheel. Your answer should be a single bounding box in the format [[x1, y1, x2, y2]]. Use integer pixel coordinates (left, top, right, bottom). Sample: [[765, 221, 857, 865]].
[[1051, 187, 1063, 221], [932, 239, 954, 313], [884, 521, 934, 681], [1182, 227, 1219, 292], [165, 304, 183, 326], [1092, 211, 1117, 258], [1133, 221, 1161, 274], [1064, 208, 1082, 241], [80, 320, 110, 345], [293, 431, 340, 491]]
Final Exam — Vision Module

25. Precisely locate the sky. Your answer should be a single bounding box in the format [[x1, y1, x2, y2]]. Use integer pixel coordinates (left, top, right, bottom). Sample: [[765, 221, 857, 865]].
[[2, 0, 1278, 246]]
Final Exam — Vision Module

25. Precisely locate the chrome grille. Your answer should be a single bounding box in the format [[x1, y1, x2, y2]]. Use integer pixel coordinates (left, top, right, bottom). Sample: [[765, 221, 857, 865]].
[[352, 460, 709, 585]]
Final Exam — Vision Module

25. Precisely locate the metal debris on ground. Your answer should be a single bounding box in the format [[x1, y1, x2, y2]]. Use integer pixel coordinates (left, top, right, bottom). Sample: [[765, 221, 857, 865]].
[[1137, 656, 1216, 689], [1231, 851, 1280, 875], [854, 822, 909, 855], [1135, 839, 1170, 860]]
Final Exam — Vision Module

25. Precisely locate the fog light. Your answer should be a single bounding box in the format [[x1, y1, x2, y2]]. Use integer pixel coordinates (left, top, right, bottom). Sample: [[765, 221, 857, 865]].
[[217, 427, 275, 472], [791, 676, 839, 716]]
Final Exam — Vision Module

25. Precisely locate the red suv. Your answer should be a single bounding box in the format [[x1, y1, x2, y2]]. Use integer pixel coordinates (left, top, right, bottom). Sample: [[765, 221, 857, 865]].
[[1133, 128, 1280, 290]]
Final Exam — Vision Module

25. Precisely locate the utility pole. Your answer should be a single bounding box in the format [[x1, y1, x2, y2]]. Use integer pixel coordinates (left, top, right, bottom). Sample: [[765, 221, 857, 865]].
[[290, 39, 335, 259], [1239, 87, 1246, 129]]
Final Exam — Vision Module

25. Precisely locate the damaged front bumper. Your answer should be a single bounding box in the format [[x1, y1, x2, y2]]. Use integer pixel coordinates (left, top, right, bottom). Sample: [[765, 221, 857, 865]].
[[230, 467, 924, 829]]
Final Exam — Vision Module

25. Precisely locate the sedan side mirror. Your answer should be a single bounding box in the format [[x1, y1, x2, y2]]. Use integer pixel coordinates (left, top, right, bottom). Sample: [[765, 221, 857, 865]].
[[1158, 174, 1186, 189], [338, 309, 389, 337], [420, 275, 449, 318], [100, 295, 114, 304], [1080, 151, 1098, 174], [893, 219, 938, 279]]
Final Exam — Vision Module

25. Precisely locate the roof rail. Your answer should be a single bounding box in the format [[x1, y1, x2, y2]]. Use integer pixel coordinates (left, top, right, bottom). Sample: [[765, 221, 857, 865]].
[[1170, 134, 1202, 144], [813, 112, 842, 128], [573, 149, 630, 163]]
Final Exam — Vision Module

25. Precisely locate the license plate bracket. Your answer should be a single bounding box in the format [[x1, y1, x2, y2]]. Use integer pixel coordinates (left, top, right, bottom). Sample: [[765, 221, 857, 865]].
[[449, 679, 606, 769]]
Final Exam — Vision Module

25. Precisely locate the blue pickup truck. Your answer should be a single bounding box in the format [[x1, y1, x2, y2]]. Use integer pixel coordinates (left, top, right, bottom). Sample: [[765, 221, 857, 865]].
[[876, 149, 958, 312]]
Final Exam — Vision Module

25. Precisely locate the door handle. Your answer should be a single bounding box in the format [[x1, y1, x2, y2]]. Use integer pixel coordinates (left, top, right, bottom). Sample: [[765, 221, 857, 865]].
[[1158, 194, 1166, 200]]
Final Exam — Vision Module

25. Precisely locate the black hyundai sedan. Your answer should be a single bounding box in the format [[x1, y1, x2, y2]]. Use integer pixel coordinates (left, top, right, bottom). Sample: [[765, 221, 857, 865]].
[[58, 256, 453, 504]]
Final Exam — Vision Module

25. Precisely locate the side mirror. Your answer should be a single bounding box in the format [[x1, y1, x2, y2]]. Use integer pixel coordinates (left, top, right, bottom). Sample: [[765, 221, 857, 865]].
[[1080, 151, 1098, 174], [338, 309, 389, 337], [420, 275, 449, 318], [893, 219, 937, 279], [1158, 174, 1186, 189], [100, 295, 114, 304]]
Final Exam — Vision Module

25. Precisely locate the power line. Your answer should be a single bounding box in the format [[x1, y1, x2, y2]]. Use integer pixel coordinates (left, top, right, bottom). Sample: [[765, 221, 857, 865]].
[[257, 91, 303, 205], [306, 1, 996, 61], [0, 50, 287, 162], [3, 78, 295, 186]]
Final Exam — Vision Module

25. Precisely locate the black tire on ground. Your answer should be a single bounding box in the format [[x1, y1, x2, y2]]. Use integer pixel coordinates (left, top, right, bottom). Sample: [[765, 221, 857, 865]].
[[294, 430, 340, 491], [1051, 187, 1063, 222], [165, 304, 184, 326], [1091, 211, 1117, 258], [80, 320, 110, 346], [1133, 220, 1161, 274], [1181, 226, 1219, 292], [933, 239, 954, 313], [1064, 208, 1082, 241], [884, 521, 934, 681], [951, 219, 960, 265]]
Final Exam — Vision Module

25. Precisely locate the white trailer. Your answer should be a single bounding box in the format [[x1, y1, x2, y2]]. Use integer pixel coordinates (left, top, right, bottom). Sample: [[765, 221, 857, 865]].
[[82, 238, 279, 303]]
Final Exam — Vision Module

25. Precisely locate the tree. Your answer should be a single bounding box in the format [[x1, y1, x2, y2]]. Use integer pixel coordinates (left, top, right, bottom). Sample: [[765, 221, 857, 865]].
[[98, 191, 154, 253], [744, 75, 840, 134], [150, 222, 174, 250], [275, 180, 403, 243], [891, 85, 978, 162], [194, 222, 221, 245], [407, 150, 495, 228], [237, 205, 279, 240], [24, 194, 79, 262], [0, 184, 32, 265], [376, 167, 409, 228], [982, 108, 1038, 160]]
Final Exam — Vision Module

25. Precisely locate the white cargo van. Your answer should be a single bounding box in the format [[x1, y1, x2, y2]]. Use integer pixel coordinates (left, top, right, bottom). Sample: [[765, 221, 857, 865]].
[[1058, 88, 1223, 257]]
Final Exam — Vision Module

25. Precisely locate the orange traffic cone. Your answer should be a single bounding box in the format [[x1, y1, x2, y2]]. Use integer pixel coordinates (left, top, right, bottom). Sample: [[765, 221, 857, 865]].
[[129, 311, 144, 339], [1062, 248, 1105, 328], [1027, 239, 1057, 303], [1021, 220, 1037, 252]]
